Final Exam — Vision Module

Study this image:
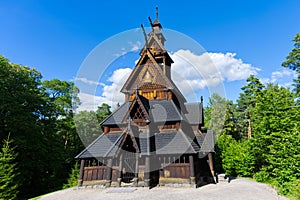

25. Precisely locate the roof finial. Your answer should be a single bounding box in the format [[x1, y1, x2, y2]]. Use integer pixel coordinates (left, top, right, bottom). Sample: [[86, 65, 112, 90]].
[[156, 6, 158, 19]]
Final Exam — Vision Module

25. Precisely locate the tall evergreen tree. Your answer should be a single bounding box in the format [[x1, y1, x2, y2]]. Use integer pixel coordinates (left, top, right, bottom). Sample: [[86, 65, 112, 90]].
[[0, 134, 19, 200], [236, 75, 264, 138], [252, 84, 300, 193], [282, 33, 300, 94]]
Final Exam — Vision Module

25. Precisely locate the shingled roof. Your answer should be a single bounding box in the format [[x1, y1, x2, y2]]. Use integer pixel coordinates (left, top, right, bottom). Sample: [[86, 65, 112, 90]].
[[101, 100, 183, 126], [150, 100, 182, 122], [184, 102, 203, 125], [100, 102, 130, 126], [154, 130, 200, 155], [196, 130, 215, 153], [75, 133, 123, 159], [75, 128, 216, 159]]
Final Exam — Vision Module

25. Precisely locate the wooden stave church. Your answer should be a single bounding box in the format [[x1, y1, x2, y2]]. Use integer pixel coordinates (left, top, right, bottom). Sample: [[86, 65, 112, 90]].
[[75, 8, 215, 188]]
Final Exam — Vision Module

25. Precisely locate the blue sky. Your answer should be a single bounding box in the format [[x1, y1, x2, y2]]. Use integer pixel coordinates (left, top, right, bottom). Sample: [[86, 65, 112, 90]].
[[1, 1, 299, 109]]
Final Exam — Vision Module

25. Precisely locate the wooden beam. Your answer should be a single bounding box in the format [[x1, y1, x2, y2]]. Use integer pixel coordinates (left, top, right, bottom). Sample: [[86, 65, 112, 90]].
[[133, 153, 139, 186], [117, 154, 123, 187], [189, 155, 195, 185], [144, 156, 150, 187], [104, 126, 110, 134], [105, 158, 113, 187], [77, 159, 85, 187], [208, 153, 214, 177]]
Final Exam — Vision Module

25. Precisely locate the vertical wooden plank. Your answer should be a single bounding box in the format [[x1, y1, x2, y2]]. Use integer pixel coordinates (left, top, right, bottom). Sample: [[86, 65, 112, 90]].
[[208, 153, 214, 176], [87, 170, 92, 181], [106, 158, 113, 187], [133, 153, 139, 186], [189, 155, 195, 184], [117, 154, 123, 187], [144, 156, 150, 187], [77, 159, 85, 186], [92, 168, 96, 180], [118, 154, 123, 179]]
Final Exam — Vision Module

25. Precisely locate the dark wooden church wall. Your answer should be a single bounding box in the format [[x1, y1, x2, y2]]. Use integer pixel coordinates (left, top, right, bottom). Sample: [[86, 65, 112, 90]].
[[194, 155, 215, 185], [82, 159, 107, 182], [158, 155, 190, 179], [83, 166, 107, 181]]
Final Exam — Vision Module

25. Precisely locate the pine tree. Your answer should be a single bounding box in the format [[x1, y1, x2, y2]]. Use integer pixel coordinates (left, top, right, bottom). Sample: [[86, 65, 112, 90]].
[[282, 33, 300, 94], [0, 134, 19, 200], [63, 162, 80, 189], [252, 84, 300, 194]]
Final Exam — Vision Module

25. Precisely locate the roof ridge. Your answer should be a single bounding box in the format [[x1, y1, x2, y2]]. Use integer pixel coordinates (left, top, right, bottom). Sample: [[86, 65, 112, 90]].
[[103, 129, 127, 157], [100, 102, 128, 125], [122, 96, 150, 123], [75, 133, 105, 159], [170, 100, 183, 120], [146, 49, 174, 88], [177, 129, 197, 153], [149, 33, 166, 52]]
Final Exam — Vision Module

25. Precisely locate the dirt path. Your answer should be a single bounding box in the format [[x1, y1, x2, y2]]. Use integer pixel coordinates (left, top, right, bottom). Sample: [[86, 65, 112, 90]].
[[39, 178, 289, 200]]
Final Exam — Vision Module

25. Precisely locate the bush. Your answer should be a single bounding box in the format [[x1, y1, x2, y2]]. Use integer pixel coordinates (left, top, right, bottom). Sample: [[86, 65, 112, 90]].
[[254, 170, 271, 183], [63, 162, 80, 189], [220, 136, 255, 177], [286, 179, 300, 200]]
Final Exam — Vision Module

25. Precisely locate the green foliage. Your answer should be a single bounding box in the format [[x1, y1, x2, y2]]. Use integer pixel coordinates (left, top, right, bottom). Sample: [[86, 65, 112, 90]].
[[282, 33, 300, 71], [250, 84, 300, 198], [214, 71, 300, 200], [285, 179, 300, 200], [0, 54, 114, 198], [0, 55, 84, 198], [254, 171, 271, 183], [0, 134, 19, 200], [217, 134, 255, 177], [282, 33, 300, 94], [0, 55, 43, 140], [236, 75, 264, 138], [63, 162, 80, 189], [96, 103, 112, 124], [74, 110, 101, 146], [214, 134, 233, 173], [42, 79, 80, 116], [206, 93, 227, 139]]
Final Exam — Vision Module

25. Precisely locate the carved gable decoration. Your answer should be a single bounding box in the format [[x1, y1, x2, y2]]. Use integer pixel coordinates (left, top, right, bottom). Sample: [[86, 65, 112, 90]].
[[143, 70, 153, 83], [121, 52, 174, 93], [147, 33, 166, 52], [122, 94, 150, 126]]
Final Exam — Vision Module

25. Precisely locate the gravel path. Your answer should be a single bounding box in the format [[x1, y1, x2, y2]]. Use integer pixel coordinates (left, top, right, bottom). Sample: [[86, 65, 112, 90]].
[[39, 178, 289, 200]]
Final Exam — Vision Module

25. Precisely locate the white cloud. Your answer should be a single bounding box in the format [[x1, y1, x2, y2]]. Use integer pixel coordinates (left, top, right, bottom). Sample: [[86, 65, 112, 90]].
[[75, 77, 105, 86], [208, 52, 260, 81], [271, 69, 294, 81], [113, 41, 142, 57], [260, 68, 296, 87], [76, 68, 132, 111], [77, 92, 108, 112], [171, 50, 260, 99], [101, 68, 132, 105], [129, 41, 142, 52]]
